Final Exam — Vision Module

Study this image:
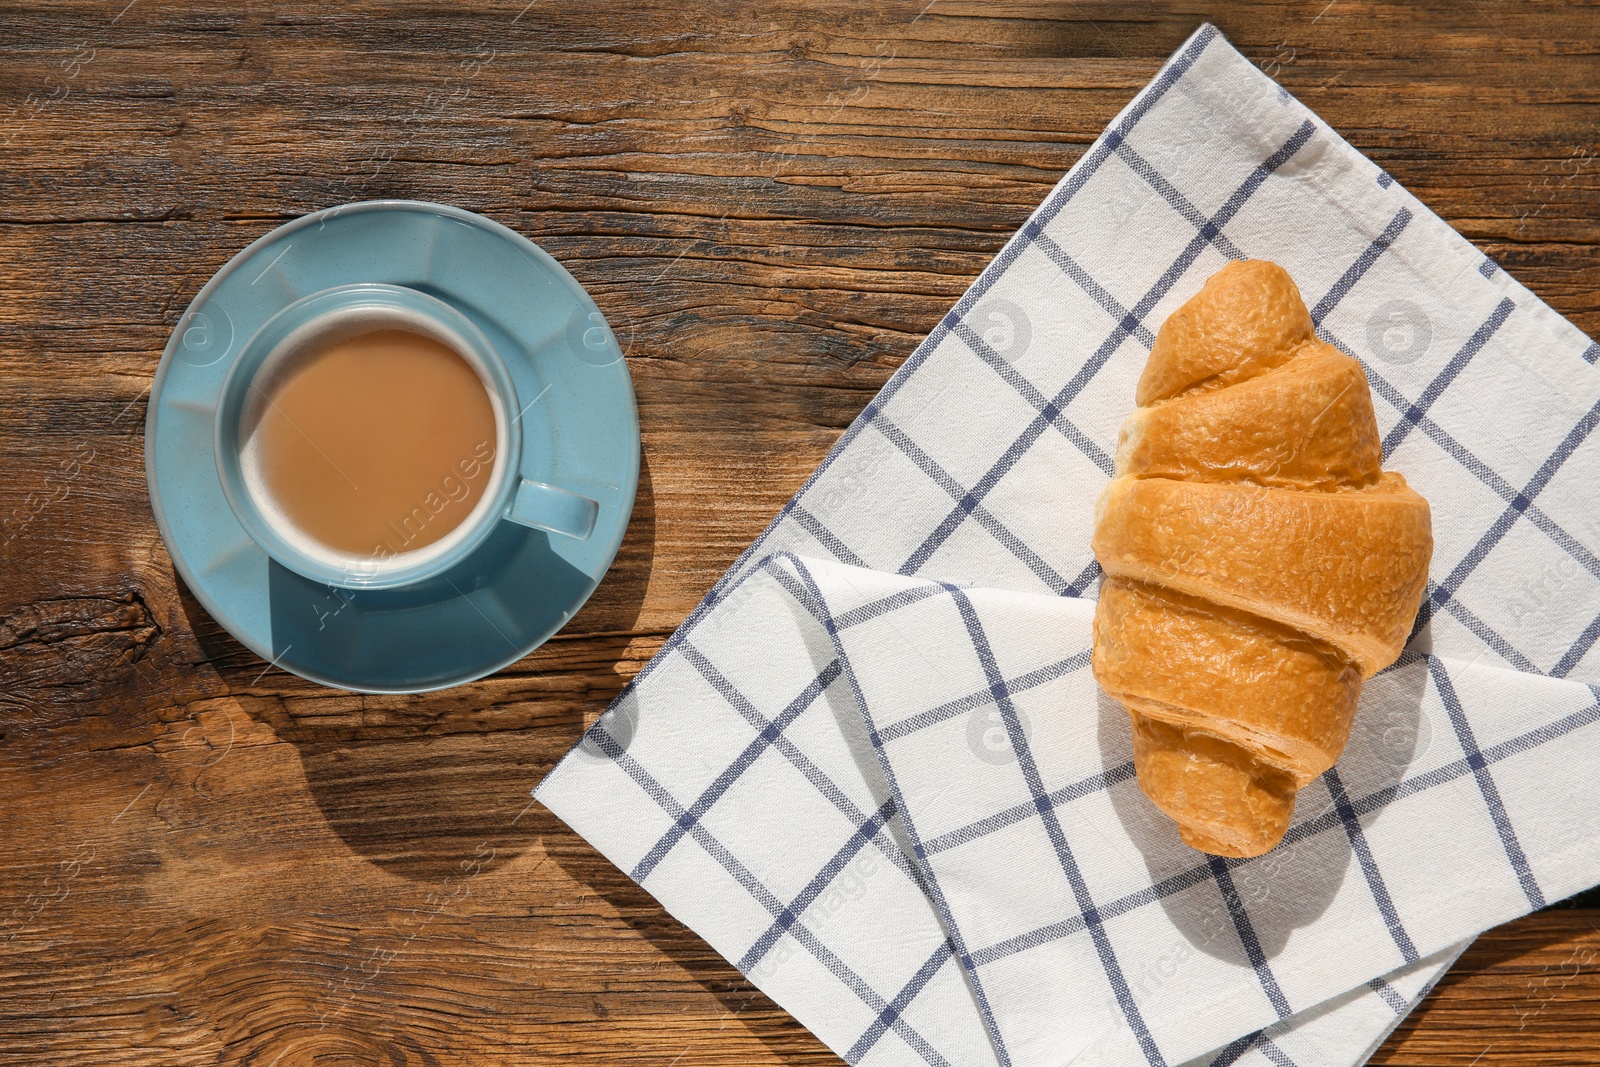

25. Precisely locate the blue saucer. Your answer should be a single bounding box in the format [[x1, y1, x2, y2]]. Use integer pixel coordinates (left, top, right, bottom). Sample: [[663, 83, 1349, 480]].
[[145, 201, 640, 692]]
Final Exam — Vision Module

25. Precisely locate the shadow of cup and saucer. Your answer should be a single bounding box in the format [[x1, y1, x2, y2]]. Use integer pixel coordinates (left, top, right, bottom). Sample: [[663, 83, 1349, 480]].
[[174, 449, 655, 883]]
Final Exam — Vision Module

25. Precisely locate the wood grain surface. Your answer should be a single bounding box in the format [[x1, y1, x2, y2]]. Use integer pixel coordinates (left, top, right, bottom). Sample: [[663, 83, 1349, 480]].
[[2, 1, 1597, 1063]]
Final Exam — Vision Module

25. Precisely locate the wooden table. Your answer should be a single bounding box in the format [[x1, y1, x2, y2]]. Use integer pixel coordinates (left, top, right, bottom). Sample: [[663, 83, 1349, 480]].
[[2, 1, 1596, 1063]]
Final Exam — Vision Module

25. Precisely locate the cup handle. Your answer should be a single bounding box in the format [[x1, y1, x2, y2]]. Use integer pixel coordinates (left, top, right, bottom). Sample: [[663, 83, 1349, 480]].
[[507, 479, 599, 541]]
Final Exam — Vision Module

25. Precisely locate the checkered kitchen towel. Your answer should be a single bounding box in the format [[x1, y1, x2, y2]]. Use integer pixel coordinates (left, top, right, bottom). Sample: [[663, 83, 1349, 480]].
[[537, 23, 1600, 1067]]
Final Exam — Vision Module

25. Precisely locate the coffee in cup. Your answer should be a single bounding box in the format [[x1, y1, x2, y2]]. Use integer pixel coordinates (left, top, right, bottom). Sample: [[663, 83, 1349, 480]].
[[241, 326, 498, 559]]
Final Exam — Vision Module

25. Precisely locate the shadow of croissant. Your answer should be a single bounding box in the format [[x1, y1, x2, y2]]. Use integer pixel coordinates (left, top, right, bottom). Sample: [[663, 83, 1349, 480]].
[[1101, 655, 1429, 964]]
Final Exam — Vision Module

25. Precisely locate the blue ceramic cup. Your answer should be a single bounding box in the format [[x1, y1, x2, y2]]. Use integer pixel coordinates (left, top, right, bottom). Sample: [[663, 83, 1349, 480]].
[[214, 283, 599, 590]]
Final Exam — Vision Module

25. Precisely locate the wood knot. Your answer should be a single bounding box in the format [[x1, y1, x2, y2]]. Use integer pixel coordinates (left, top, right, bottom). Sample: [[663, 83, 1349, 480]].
[[0, 590, 161, 721]]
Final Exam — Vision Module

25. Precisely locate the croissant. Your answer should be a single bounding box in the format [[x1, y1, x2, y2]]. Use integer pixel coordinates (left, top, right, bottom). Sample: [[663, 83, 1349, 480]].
[[1090, 259, 1432, 858]]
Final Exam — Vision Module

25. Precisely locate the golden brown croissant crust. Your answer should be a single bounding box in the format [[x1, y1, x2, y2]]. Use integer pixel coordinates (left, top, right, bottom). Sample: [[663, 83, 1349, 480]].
[[1090, 259, 1433, 858]]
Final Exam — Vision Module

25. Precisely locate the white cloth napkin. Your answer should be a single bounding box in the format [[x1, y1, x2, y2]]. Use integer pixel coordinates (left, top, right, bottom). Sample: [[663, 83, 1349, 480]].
[[536, 22, 1600, 1067]]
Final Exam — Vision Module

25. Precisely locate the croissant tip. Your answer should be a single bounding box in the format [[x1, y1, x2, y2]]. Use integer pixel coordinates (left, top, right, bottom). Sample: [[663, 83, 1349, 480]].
[[1178, 821, 1285, 859]]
